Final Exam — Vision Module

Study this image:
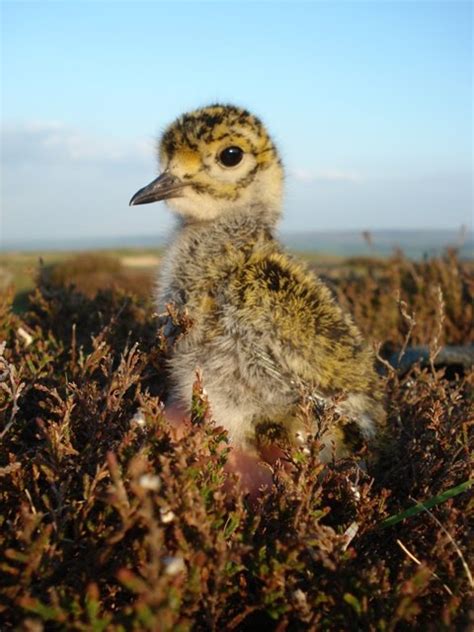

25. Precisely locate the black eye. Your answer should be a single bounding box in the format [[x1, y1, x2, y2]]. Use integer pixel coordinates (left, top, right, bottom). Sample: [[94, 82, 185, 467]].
[[219, 146, 244, 167]]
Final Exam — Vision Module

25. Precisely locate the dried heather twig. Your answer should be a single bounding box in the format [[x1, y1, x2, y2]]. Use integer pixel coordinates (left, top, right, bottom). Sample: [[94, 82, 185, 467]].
[[429, 285, 446, 373], [397, 293, 417, 365], [0, 342, 25, 440], [396, 539, 453, 596]]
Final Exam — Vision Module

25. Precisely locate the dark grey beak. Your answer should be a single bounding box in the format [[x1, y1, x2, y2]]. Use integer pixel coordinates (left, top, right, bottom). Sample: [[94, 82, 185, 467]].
[[129, 172, 185, 206]]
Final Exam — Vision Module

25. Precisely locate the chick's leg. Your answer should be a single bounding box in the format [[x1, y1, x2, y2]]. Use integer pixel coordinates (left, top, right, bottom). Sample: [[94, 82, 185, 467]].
[[162, 402, 275, 498]]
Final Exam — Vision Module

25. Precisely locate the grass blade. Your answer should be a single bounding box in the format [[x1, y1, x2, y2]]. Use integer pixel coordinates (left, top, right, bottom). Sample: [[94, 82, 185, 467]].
[[380, 479, 473, 529]]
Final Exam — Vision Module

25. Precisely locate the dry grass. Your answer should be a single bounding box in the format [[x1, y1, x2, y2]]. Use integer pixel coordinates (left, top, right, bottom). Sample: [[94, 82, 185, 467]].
[[0, 251, 472, 630]]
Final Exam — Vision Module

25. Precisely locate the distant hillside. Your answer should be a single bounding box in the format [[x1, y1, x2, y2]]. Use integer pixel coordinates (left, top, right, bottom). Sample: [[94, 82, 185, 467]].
[[280, 229, 473, 259], [2, 229, 472, 259]]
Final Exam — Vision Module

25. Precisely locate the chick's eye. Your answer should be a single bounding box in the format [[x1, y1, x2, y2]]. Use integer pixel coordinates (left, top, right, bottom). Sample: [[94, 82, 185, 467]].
[[219, 146, 244, 167]]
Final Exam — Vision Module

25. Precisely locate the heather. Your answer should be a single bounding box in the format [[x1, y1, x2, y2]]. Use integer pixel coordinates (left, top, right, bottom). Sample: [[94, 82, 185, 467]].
[[0, 251, 472, 630]]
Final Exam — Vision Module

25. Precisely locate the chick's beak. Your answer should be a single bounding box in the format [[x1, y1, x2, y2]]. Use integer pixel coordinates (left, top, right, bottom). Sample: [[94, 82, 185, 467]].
[[129, 172, 185, 206]]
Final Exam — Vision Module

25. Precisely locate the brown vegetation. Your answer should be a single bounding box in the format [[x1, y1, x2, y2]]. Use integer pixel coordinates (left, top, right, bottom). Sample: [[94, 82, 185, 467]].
[[44, 253, 156, 299], [0, 251, 472, 630]]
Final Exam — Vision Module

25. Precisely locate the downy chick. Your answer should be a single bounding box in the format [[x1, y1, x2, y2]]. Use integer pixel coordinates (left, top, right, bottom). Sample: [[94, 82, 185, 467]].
[[130, 104, 385, 460]]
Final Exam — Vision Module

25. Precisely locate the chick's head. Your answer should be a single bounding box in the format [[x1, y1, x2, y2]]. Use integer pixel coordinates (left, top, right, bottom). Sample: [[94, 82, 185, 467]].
[[130, 104, 284, 223]]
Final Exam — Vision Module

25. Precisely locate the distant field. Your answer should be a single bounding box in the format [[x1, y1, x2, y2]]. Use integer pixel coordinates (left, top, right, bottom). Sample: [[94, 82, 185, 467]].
[[0, 249, 161, 300], [0, 247, 349, 310]]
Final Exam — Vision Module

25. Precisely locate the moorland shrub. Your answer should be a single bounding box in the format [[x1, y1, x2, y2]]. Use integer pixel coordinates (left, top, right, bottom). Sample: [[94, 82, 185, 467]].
[[0, 252, 472, 630]]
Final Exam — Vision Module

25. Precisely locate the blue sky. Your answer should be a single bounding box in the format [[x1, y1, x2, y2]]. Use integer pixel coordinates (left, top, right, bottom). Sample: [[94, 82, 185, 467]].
[[1, 0, 472, 243]]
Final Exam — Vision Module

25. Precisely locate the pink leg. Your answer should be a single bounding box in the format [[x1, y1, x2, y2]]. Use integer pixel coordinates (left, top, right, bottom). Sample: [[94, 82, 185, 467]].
[[163, 401, 191, 439], [224, 448, 274, 498], [162, 403, 277, 498]]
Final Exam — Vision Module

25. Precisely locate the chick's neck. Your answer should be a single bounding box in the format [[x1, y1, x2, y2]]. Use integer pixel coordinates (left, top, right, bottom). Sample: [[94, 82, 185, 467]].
[[174, 202, 279, 251]]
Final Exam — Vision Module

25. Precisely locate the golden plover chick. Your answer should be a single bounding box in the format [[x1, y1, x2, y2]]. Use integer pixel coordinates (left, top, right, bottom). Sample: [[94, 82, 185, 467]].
[[130, 104, 385, 459]]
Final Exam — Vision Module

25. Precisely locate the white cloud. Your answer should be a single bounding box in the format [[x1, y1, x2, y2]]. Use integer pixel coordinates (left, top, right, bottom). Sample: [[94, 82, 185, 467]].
[[1, 121, 153, 165], [290, 168, 363, 183], [1, 120, 170, 243]]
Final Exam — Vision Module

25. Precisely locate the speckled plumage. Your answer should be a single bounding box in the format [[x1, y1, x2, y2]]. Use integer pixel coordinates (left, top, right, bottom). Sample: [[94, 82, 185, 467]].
[[130, 104, 385, 458]]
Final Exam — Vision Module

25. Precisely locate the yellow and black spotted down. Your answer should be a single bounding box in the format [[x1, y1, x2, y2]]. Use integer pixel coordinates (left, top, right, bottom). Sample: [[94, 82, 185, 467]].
[[130, 104, 386, 458]]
